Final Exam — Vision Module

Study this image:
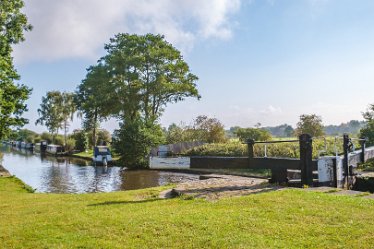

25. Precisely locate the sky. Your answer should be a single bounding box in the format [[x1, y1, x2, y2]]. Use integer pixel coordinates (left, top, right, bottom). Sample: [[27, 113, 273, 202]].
[[12, 0, 374, 133]]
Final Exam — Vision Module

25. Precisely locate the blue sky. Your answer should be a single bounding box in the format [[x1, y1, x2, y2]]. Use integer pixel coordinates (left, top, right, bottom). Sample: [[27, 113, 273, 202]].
[[13, 0, 374, 133]]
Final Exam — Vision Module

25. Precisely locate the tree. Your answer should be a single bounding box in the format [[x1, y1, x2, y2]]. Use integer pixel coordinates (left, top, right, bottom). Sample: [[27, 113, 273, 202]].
[[165, 123, 186, 144], [16, 129, 37, 143], [60, 92, 76, 146], [235, 128, 272, 142], [190, 115, 227, 143], [36, 91, 75, 145], [75, 64, 114, 147], [102, 33, 200, 122], [101, 33, 200, 167], [360, 104, 374, 146], [295, 114, 324, 137], [0, 0, 32, 139]]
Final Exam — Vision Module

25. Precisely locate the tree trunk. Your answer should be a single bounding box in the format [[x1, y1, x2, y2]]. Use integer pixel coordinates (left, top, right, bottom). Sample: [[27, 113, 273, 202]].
[[92, 108, 98, 150]]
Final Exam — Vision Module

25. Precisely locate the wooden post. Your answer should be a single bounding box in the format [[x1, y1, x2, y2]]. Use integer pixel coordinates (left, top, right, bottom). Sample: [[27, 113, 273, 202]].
[[360, 138, 366, 163], [247, 139, 255, 161], [343, 134, 349, 184], [299, 134, 313, 186]]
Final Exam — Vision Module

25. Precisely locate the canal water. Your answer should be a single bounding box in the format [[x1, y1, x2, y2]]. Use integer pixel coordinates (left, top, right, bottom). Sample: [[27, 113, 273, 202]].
[[0, 145, 198, 193]]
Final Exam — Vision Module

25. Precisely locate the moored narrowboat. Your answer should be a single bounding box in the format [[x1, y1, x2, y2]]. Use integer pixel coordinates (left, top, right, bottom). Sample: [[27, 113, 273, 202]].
[[35, 141, 48, 153], [46, 144, 64, 155]]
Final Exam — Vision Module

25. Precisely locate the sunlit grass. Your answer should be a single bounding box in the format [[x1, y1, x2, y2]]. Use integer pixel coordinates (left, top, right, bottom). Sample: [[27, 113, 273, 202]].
[[1, 177, 374, 248]]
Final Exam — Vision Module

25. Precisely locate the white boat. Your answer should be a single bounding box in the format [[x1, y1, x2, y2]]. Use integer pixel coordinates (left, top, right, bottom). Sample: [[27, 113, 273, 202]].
[[46, 144, 64, 155], [93, 146, 112, 165]]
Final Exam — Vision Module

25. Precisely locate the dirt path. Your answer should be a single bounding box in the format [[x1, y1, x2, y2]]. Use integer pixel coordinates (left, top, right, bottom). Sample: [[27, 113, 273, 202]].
[[160, 174, 280, 200]]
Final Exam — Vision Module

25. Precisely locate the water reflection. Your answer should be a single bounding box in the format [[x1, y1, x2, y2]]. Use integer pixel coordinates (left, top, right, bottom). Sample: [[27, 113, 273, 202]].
[[0, 145, 198, 193]]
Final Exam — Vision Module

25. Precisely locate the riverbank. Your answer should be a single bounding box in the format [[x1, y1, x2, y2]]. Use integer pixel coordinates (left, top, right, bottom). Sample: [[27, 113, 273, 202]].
[[1, 177, 374, 248], [0, 164, 10, 177]]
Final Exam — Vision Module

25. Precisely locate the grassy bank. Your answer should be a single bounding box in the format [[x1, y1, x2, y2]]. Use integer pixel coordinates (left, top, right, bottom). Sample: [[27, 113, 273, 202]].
[[1, 177, 374, 248]]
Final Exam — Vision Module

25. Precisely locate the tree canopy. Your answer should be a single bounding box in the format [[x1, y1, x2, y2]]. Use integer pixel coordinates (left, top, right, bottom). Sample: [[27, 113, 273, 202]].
[[101, 33, 200, 122], [360, 104, 374, 146], [295, 114, 324, 137], [76, 33, 201, 167], [0, 0, 32, 139], [36, 91, 75, 144]]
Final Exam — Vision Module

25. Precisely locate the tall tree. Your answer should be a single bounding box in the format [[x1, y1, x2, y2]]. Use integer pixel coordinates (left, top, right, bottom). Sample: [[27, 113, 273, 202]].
[[36, 91, 75, 145], [60, 92, 76, 146], [295, 114, 324, 137], [92, 33, 200, 167], [75, 64, 113, 147], [102, 33, 200, 122], [0, 0, 32, 139]]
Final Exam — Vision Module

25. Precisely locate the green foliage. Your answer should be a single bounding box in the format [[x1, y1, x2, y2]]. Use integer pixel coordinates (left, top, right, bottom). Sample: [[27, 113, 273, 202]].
[[325, 120, 366, 136], [53, 135, 64, 146], [186, 140, 247, 157], [77, 33, 200, 167], [75, 64, 114, 147], [295, 114, 325, 137], [186, 137, 356, 158], [113, 120, 165, 168], [235, 128, 272, 142], [16, 129, 37, 143], [40, 132, 53, 144], [360, 104, 374, 146], [165, 116, 227, 144], [65, 138, 76, 152], [36, 91, 75, 144], [70, 130, 89, 152], [358, 158, 374, 172], [263, 124, 294, 138], [165, 123, 186, 144], [0, 0, 32, 140], [87, 129, 111, 147], [102, 33, 200, 123]]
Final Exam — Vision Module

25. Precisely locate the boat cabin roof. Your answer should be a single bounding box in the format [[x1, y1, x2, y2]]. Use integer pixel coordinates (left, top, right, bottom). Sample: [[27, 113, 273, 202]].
[[94, 146, 111, 156]]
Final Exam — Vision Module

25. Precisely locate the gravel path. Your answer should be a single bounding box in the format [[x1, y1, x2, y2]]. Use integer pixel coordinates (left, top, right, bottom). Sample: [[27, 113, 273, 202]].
[[160, 174, 280, 200]]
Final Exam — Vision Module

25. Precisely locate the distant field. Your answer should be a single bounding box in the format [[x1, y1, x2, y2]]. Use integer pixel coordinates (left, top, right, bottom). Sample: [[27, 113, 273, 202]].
[[1, 176, 374, 248]]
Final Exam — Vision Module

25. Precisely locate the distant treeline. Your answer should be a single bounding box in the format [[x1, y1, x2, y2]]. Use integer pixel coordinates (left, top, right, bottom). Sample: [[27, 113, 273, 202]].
[[227, 120, 366, 138]]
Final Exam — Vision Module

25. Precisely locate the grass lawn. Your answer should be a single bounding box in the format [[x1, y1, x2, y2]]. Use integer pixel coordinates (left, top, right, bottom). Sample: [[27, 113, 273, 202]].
[[73, 150, 120, 161], [1, 177, 374, 248]]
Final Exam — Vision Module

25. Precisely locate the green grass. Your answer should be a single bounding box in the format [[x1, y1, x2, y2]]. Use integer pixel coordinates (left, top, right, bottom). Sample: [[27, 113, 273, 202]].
[[1, 177, 374, 248], [73, 149, 120, 161]]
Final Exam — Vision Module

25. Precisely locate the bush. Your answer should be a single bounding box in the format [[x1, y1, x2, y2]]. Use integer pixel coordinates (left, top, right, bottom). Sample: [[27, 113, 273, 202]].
[[185, 137, 359, 159], [65, 138, 76, 152], [113, 120, 165, 168], [360, 121, 374, 146], [71, 131, 89, 152], [235, 128, 272, 142]]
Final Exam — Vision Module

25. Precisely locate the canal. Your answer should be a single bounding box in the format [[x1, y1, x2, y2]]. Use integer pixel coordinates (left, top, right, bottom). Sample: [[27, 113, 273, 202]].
[[0, 145, 198, 193]]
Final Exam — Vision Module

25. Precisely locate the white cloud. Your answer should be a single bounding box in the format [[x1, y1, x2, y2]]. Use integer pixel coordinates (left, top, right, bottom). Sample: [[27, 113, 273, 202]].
[[14, 0, 241, 63], [260, 105, 283, 115]]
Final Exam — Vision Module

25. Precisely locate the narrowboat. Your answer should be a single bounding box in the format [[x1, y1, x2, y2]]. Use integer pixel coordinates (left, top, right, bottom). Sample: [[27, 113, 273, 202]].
[[35, 141, 48, 153], [25, 143, 34, 150], [46, 144, 64, 155], [93, 146, 112, 165]]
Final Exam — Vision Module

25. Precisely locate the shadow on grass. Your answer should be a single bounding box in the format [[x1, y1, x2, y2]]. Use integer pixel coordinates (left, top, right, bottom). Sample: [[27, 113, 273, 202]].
[[88, 198, 166, 207]]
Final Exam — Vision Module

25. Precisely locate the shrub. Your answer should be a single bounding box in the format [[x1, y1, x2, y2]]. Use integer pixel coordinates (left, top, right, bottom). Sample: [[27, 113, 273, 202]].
[[235, 128, 272, 142], [113, 120, 165, 168]]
